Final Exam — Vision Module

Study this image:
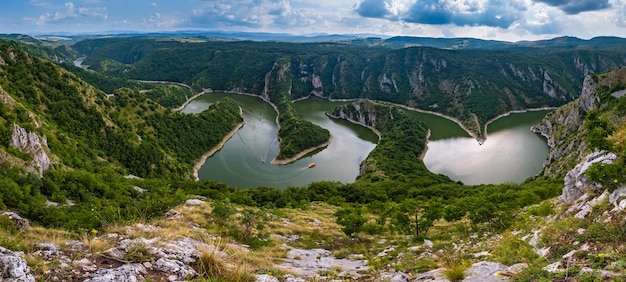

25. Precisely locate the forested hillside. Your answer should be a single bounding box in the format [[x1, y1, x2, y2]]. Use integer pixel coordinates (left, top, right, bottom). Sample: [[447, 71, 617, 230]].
[[72, 37, 626, 137]]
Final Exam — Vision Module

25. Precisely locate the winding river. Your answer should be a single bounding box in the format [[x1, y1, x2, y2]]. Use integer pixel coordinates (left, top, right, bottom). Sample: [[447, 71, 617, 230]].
[[182, 93, 378, 188], [182, 93, 550, 188]]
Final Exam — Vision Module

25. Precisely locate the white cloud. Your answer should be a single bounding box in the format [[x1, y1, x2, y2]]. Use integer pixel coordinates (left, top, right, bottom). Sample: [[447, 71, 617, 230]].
[[35, 2, 107, 26]]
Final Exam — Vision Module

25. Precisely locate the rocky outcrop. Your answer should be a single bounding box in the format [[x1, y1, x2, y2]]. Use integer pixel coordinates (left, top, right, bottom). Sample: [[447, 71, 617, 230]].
[[10, 124, 53, 177], [531, 75, 600, 177], [0, 246, 35, 282], [2, 211, 31, 230], [559, 151, 617, 203]]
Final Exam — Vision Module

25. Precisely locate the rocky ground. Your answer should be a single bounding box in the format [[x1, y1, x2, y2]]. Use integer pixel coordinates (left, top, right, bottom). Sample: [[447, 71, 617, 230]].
[[2, 151, 626, 281]]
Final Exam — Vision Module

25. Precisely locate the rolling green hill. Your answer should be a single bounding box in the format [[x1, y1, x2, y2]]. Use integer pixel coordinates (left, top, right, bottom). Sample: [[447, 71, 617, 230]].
[[71, 36, 626, 137]]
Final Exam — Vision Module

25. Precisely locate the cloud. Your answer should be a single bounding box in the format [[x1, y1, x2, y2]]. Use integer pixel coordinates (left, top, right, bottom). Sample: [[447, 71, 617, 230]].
[[36, 2, 107, 25], [143, 12, 183, 28], [534, 0, 611, 14], [191, 0, 317, 29], [353, 0, 524, 28], [354, 0, 393, 18]]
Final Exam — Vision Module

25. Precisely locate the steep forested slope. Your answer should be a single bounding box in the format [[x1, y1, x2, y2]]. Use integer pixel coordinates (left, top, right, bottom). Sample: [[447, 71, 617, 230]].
[[72, 37, 626, 136], [0, 40, 242, 178]]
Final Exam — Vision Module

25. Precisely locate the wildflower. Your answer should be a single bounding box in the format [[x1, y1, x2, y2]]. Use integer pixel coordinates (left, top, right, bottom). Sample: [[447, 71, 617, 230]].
[[91, 229, 98, 235], [598, 253, 606, 258], [495, 271, 502, 276], [614, 179, 619, 183]]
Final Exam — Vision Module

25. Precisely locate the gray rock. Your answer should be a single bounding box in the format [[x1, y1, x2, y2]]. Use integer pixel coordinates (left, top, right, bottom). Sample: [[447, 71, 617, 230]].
[[609, 186, 626, 206], [391, 272, 411, 282], [82, 264, 147, 282], [255, 274, 280, 282], [560, 151, 617, 203], [282, 274, 306, 282], [164, 210, 183, 220], [573, 190, 609, 218], [0, 246, 35, 282], [414, 268, 447, 281], [65, 240, 86, 252], [503, 263, 528, 276], [153, 257, 198, 281], [273, 234, 300, 243], [33, 242, 66, 262], [2, 212, 31, 230], [423, 239, 434, 248], [280, 248, 368, 278], [463, 261, 508, 282], [184, 199, 205, 206], [543, 261, 562, 273], [310, 218, 322, 226]]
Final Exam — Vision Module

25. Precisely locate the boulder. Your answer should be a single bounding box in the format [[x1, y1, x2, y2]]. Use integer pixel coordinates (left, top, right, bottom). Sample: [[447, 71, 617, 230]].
[[0, 246, 35, 282], [184, 199, 205, 206], [463, 261, 508, 282], [255, 274, 280, 282], [82, 264, 147, 282], [153, 257, 198, 281]]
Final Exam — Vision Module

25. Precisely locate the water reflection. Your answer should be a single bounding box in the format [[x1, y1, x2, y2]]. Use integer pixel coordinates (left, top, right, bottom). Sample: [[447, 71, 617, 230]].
[[423, 112, 550, 185]]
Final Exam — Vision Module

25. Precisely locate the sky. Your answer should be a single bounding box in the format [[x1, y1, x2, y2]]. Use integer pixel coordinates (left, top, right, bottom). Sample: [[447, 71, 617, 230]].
[[0, 0, 625, 42]]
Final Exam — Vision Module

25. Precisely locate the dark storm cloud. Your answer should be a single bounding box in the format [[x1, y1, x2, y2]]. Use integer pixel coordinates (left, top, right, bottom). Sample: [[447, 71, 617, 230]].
[[354, 0, 392, 18], [534, 0, 610, 14]]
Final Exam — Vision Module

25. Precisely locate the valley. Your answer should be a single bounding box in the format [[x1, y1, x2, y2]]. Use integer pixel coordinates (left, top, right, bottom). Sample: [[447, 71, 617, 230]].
[[0, 34, 625, 281]]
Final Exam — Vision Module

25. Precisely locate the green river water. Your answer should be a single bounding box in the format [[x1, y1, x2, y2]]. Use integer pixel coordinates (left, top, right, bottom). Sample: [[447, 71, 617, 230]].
[[182, 93, 550, 187]]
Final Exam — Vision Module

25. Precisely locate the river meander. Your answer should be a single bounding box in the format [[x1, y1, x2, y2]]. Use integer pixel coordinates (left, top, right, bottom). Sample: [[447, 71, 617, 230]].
[[182, 93, 550, 188], [182, 93, 378, 188]]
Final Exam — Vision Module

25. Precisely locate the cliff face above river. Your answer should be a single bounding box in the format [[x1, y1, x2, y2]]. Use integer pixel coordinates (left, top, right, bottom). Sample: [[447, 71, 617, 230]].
[[531, 75, 599, 178], [532, 67, 626, 179]]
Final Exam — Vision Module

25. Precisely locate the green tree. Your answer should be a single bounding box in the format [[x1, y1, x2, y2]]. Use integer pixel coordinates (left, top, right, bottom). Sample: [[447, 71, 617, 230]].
[[334, 207, 367, 237]]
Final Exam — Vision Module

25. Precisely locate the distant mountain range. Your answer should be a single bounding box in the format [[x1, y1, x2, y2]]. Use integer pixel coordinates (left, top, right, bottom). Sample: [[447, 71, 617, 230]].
[[4, 31, 626, 50]]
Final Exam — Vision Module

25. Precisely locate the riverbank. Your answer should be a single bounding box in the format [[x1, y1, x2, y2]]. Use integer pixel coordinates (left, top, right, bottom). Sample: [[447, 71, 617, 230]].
[[325, 112, 382, 141], [419, 129, 431, 160], [482, 107, 556, 139], [173, 91, 210, 111], [192, 107, 245, 181], [270, 135, 333, 165]]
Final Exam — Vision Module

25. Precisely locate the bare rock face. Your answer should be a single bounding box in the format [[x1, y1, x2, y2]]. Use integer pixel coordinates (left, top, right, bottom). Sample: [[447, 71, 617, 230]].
[[0, 246, 35, 282], [559, 151, 617, 203], [10, 124, 52, 177]]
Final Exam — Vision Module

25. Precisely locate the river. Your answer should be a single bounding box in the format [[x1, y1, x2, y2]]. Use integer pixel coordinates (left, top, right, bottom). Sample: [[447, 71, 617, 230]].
[[182, 93, 550, 187], [182, 93, 378, 188]]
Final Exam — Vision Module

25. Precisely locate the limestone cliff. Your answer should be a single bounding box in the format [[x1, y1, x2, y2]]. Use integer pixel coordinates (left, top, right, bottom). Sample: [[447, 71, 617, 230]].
[[531, 75, 599, 178], [533, 67, 626, 178], [10, 124, 53, 177]]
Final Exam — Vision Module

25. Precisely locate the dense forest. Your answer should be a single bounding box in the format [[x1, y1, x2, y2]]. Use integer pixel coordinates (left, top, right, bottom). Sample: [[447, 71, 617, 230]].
[[72, 37, 626, 136]]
